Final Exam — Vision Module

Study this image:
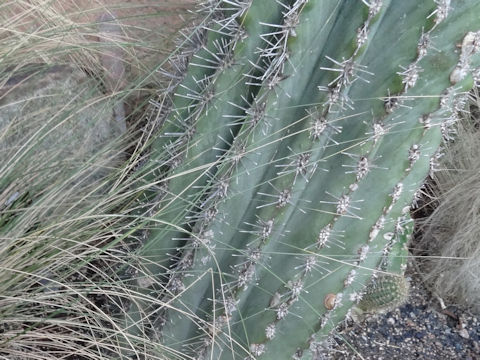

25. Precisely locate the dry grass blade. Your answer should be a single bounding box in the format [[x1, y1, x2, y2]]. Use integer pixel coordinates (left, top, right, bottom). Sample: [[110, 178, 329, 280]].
[[0, 0, 198, 358]]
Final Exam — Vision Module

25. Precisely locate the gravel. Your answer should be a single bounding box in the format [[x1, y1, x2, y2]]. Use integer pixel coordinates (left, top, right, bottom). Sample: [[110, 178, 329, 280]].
[[327, 269, 480, 359]]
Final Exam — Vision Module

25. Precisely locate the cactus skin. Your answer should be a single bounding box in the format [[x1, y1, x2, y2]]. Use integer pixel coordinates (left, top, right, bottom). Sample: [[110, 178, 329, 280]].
[[128, 0, 480, 359]]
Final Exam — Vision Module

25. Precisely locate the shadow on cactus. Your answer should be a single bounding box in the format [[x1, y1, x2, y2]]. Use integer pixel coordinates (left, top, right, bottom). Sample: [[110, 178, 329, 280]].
[[119, 0, 480, 358]]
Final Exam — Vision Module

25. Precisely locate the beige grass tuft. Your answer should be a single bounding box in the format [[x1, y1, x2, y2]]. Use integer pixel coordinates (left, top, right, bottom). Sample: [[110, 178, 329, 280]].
[[415, 89, 480, 313]]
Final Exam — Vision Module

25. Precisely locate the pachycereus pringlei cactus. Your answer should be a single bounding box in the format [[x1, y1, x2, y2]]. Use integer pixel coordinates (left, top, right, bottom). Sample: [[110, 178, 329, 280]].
[[127, 0, 480, 358]]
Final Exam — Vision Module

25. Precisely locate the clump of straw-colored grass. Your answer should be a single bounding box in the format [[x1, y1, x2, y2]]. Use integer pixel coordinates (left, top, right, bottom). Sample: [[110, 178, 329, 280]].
[[0, 1, 197, 358]]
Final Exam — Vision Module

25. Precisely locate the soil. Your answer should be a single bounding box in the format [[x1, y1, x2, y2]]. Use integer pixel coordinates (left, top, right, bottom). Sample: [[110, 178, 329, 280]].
[[327, 239, 480, 359]]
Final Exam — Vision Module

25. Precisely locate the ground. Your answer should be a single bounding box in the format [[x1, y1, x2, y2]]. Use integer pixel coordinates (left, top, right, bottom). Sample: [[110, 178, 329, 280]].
[[329, 262, 480, 359]]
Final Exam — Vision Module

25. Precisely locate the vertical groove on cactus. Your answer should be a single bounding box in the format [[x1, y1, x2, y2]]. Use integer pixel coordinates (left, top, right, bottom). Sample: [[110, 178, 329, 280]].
[[124, 0, 480, 358]]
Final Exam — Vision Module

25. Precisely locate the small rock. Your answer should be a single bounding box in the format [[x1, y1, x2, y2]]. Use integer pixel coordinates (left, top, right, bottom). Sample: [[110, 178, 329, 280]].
[[459, 328, 470, 339], [387, 317, 395, 325]]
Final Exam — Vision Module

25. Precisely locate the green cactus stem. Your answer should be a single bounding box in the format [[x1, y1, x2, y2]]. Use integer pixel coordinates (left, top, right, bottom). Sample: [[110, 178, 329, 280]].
[[124, 0, 480, 358]]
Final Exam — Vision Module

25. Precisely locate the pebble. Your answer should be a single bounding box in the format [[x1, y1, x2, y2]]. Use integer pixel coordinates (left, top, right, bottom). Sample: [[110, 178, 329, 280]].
[[459, 328, 470, 339]]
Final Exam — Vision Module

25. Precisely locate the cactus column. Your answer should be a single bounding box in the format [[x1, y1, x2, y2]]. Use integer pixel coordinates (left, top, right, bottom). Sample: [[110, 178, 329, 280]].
[[129, 0, 480, 359]]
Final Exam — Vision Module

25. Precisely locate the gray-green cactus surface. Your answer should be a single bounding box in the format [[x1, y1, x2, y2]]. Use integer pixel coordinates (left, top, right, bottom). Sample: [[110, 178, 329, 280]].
[[125, 0, 480, 358]]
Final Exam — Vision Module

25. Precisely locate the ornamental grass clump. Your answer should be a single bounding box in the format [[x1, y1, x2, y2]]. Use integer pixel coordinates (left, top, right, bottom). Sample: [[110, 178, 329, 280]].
[[415, 90, 480, 313]]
